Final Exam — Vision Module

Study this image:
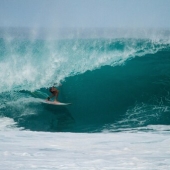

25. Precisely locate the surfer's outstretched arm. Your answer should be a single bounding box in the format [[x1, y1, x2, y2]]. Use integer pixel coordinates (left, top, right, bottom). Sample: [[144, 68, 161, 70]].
[[46, 94, 54, 101]]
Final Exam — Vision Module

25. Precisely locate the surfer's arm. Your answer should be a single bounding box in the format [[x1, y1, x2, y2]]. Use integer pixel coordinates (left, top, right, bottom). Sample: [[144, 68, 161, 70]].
[[46, 94, 54, 101]]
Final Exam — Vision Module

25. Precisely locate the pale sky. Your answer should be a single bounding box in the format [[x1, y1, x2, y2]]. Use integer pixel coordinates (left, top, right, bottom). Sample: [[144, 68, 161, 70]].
[[0, 0, 170, 29]]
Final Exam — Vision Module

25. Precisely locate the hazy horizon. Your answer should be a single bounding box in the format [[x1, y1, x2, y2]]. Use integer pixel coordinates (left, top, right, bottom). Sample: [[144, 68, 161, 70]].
[[1, 0, 170, 29]]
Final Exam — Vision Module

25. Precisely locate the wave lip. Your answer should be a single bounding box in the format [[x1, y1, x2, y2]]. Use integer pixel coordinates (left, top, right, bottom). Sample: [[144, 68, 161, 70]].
[[0, 37, 170, 93]]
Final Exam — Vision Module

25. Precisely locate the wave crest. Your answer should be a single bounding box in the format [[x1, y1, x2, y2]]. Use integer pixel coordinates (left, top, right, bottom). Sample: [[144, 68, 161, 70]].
[[0, 37, 169, 92]]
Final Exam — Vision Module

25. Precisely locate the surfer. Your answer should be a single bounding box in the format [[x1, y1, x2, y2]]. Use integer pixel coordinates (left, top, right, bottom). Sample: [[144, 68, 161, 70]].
[[46, 86, 59, 103]]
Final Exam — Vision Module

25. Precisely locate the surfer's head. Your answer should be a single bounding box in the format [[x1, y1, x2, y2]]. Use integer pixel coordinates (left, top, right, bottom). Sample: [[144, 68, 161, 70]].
[[49, 87, 53, 93]]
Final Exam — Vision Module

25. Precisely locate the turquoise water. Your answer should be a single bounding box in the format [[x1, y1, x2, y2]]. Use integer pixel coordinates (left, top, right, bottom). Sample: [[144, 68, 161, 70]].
[[0, 30, 170, 132]]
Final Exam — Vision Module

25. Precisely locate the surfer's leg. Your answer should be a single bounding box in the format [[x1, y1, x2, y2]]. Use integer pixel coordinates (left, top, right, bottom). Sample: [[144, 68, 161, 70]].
[[54, 91, 59, 102]]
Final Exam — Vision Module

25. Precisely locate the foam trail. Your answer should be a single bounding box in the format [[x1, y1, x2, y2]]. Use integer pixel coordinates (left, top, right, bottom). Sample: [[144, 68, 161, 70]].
[[0, 117, 22, 131]]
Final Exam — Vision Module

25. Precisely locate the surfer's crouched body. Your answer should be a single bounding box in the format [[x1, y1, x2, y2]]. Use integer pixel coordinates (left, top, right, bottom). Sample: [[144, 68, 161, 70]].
[[47, 87, 59, 102]]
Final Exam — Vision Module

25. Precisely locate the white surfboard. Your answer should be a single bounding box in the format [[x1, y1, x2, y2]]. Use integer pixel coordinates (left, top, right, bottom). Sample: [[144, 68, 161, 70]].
[[40, 99, 71, 106]]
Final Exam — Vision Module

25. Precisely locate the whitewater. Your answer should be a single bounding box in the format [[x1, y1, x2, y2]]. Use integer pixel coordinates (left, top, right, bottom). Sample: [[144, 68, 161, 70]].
[[0, 28, 170, 169], [1, 128, 170, 170]]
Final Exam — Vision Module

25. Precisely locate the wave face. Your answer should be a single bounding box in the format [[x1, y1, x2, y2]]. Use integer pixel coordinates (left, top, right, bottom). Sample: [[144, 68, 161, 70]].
[[0, 30, 170, 132]]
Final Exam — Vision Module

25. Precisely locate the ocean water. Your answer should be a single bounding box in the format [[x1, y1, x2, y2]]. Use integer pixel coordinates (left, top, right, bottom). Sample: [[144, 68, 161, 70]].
[[0, 28, 170, 169]]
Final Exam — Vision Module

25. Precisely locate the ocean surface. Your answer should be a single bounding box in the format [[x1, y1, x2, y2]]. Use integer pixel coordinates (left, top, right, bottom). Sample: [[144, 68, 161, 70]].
[[0, 28, 170, 169]]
